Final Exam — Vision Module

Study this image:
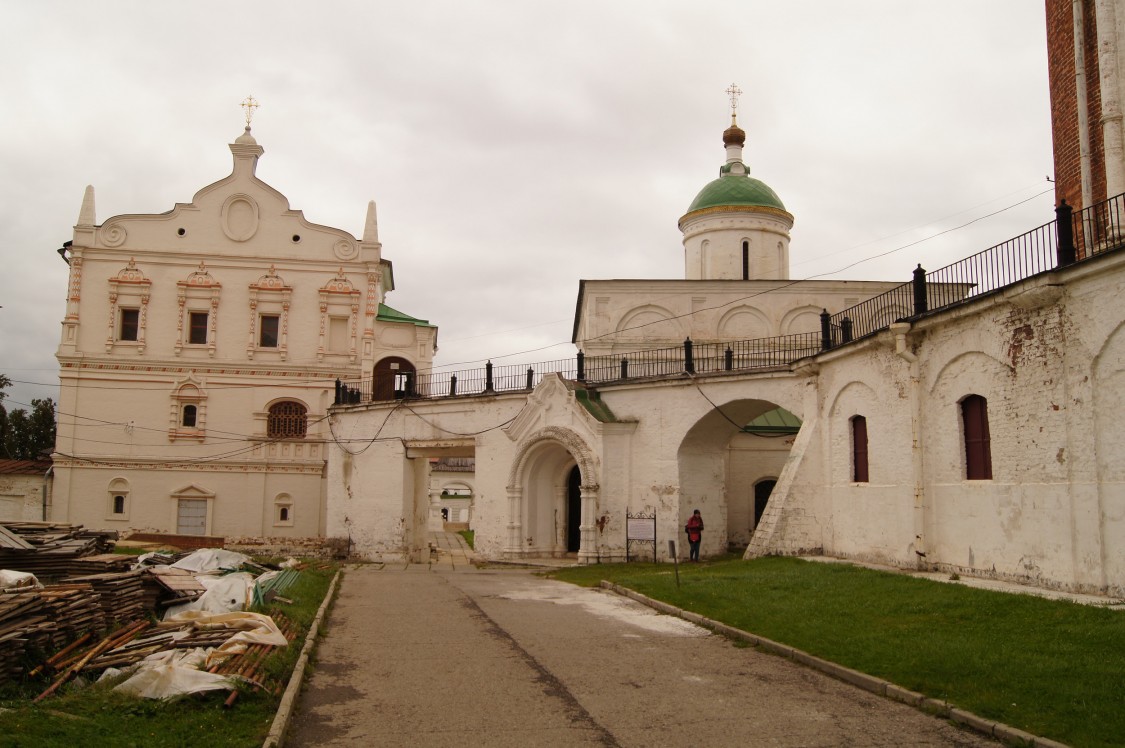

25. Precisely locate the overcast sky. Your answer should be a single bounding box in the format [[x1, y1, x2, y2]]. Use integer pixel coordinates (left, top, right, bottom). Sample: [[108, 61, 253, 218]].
[[0, 1, 1054, 408]]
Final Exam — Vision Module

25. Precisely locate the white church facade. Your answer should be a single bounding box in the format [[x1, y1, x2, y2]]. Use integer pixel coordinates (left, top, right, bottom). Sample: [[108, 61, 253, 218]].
[[50, 122, 436, 539]]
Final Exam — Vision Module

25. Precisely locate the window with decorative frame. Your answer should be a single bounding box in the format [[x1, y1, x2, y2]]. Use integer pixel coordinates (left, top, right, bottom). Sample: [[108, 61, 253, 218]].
[[105, 258, 151, 353], [106, 477, 130, 521], [274, 493, 294, 527], [176, 263, 220, 356], [318, 270, 361, 362], [247, 266, 291, 360], [169, 377, 207, 441]]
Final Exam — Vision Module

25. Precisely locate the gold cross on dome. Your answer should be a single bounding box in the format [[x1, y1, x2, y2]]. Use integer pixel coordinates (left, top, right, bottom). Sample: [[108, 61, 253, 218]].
[[726, 83, 742, 117], [241, 95, 260, 127]]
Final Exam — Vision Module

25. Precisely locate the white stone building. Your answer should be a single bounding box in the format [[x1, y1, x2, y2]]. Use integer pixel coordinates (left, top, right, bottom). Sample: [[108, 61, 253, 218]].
[[0, 460, 52, 522], [51, 126, 436, 538], [326, 64, 1125, 596]]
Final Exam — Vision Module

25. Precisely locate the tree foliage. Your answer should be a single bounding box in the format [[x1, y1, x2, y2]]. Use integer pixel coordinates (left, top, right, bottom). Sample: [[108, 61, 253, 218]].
[[0, 375, 56, 460]]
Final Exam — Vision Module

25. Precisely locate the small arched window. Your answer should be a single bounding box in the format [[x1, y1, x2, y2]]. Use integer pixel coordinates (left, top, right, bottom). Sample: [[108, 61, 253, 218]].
[[961, 395, 992, 480], [267, 401, 308, 439], [851, 415, 869, 483], [182, 404, 197, 428], [113, 495, 125, 514], [742, 240, 750, 280]]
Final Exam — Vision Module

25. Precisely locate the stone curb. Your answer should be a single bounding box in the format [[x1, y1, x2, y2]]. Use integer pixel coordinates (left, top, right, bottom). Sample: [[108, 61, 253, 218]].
[[599, 581, 1070, 748], [263, 569, 342, 748]]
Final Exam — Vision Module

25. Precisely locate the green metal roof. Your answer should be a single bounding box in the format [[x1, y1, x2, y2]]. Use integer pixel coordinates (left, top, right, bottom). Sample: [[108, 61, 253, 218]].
[[377, 303, 435, 328], [742, 407, 801, 434], [685, 171, 786, 214]]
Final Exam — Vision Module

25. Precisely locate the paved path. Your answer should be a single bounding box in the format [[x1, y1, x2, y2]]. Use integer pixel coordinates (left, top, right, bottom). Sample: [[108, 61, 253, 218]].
[[287, 543, 996, 747]]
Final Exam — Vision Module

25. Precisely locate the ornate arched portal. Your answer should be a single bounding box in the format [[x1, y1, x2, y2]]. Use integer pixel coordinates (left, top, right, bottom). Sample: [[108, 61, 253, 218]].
[[506, 426, 599, 562]]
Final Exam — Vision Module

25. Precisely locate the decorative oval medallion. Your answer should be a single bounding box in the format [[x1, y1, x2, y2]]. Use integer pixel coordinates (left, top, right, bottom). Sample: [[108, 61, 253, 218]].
[[221, 194, 260, 242]]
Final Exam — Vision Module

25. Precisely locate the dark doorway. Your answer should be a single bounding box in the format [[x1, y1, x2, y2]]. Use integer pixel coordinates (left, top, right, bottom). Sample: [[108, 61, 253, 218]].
[[753, 479, 776, 529], [566, 465, 582, 553], [373, 357, 416, 401]]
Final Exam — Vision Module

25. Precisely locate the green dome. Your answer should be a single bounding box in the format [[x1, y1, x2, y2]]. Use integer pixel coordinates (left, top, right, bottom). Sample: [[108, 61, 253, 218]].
[[685, 169, 786, 214]]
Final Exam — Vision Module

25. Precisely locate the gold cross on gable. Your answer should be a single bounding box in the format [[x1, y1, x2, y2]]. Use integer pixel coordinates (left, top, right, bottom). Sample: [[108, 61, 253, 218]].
[[725, 83, 742, 117], [241, 95, 260, 127]]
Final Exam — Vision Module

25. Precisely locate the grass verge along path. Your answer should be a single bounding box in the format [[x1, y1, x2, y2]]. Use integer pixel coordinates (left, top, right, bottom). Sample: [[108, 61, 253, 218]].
[[548, 556, 1124, 748]]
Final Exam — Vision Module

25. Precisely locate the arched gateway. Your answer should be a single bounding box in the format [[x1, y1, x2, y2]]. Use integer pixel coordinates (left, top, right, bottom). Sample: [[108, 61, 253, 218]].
[[505, 426, 599, 562]]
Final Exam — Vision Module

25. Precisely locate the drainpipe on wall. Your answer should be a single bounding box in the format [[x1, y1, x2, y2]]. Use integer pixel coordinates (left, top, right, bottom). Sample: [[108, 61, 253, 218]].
[[1096, 0, 1125, 202], [890, 322, 926, 565], [1074, 0, 1094, 210], [42, 465, 53, 521]]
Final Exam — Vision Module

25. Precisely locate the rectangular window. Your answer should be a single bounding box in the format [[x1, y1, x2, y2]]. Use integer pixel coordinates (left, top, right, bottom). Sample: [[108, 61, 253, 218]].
[[188, 311, 209, 345], [851, 415, 869, 483], [259, 314, 280, 348], [119, 308, 139, 341], [328, 316, 348, 353], [962, 395, 993, 480]]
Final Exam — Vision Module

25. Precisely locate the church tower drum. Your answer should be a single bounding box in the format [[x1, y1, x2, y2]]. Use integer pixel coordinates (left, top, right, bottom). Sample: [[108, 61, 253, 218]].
[[679, 86, 794, 281]]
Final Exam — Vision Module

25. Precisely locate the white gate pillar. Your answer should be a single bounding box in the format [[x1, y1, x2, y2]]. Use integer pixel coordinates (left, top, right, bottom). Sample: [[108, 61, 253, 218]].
[[577, 485, 599, 564], [505, 486, 523, 558]]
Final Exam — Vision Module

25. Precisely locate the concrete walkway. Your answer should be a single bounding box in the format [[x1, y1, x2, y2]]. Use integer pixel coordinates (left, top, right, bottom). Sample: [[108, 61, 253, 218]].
[[287, 559, 996, 747]]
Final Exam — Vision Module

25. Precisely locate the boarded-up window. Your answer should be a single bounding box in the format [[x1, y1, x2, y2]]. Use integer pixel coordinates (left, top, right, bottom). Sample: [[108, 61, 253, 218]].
[[851, 415, 869, 482], [961, 394, 992, 480], [177, 499, 207, 536], [329, 316, 348, 353], [267, 401, 307, 439]]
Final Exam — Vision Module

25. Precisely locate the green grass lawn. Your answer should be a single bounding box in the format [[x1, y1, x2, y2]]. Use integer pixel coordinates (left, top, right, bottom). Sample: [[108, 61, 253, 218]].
[[548, 556, 1125, 748], [0, 563, 339, 748]]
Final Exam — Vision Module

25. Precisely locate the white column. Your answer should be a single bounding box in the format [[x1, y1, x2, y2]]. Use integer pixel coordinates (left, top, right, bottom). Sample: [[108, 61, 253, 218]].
[[505, 487, 523, 559], [577, 486, 599, 564], [427, 488, 443, 531]]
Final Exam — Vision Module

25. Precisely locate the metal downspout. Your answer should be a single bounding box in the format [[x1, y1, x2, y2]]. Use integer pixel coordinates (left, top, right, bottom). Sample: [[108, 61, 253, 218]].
[[890, 322, 926, 565], [42, 465, 53, 521]]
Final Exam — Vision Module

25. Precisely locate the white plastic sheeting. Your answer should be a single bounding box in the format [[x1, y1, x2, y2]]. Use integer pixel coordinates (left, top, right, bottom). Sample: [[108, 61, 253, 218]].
[[110, 612, 289, 699], [163, 572, 255, 618], [169, 548, 250, 574], [112, 648, 235, 700], [0, 569, 41, 590]]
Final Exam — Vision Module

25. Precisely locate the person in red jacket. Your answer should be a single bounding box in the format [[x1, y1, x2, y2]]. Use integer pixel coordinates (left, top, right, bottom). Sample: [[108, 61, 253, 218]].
[[685, 509, 704, 562]]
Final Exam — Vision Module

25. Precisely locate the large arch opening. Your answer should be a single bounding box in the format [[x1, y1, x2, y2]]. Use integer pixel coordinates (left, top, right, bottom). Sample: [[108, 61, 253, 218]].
[[678, 399, 801, 558]]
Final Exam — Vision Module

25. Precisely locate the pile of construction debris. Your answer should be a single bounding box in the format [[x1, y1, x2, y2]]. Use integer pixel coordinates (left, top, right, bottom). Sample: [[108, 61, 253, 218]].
[[0, 522, 308, 701]]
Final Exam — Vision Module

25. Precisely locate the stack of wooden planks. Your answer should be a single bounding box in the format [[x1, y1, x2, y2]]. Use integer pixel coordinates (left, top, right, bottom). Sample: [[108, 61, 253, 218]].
[[56, 570, 146, 626], [0, 522, 119, 581]]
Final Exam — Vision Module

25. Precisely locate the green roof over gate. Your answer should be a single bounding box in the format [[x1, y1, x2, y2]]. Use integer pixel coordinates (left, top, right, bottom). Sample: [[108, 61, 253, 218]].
[[742, 407, 801, 434], [377, 303, 435, 328]]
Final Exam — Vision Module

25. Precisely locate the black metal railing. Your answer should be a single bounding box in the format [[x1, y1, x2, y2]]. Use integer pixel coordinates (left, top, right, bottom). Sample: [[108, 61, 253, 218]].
[[335, 192, 1125, 405]]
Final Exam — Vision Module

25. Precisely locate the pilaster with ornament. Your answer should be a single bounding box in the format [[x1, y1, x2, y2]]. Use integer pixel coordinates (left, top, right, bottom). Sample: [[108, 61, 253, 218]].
[[362, 269, 380, 358], [63, 251, 83, 346]]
